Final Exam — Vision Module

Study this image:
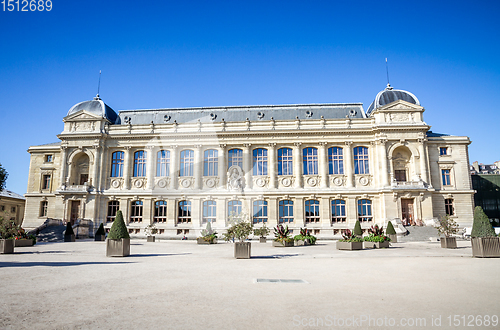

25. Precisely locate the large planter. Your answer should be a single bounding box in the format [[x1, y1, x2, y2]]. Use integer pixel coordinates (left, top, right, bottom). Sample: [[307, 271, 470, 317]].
[[106, 238, 130, 257], [0, 239, 15, 254], [259, 237, 267, 243], [15, 238, 35, 247], [363, 240, 390, 249], [272, 240, 294, 247], [64, 234, 75, 242], [147, 236, 156, 242], [471, 237, 500, 258], [388, 234, 397, 243], [94, 234, 106, 241], [294, 239, 310, 246], [440, 236, 457, 249], [234, 242, 251, 259], [197, 237, 217, 244], [337, 241, 363, 250]]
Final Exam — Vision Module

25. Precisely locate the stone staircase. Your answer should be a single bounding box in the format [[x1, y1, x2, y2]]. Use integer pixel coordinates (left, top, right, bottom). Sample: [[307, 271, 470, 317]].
[[399, 226, 439, 242], [36, 224, 66, 242]]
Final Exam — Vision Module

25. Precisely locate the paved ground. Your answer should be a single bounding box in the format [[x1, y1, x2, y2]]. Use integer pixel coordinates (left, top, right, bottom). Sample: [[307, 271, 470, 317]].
[[1, 239, 499, 330]]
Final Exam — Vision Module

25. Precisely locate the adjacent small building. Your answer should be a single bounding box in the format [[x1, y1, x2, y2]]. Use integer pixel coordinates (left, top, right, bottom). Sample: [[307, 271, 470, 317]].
[[0, 189, 26, 226], [470, 161, 500, 226]]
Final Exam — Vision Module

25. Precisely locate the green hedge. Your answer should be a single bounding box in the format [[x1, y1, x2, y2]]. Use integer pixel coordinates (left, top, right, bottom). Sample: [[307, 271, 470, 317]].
[[353, 220, 362, 236], [471, 206, 496, 238], [386, 221, 396, 235], [107, 210, 130, 239]]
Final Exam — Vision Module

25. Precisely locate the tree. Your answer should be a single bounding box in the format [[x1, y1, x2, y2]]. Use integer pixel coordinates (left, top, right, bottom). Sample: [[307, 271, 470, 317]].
[[471, 206, 496, 238], [386, 221, 397, 235], [353, 220, 363, 236], [0, 163, 7, 191], [107, 210, 130, 239]]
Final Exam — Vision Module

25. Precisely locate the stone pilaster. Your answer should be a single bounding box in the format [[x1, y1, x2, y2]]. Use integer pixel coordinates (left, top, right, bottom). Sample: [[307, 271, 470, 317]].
[[123, 147, 132, 190], [344, 141, 353, 188], [194, 145, 203, 190], [146, 146, 155, 189], [218, 144, 227, 188], [268, 143, 277, 189], [243, 144, 252, 190], [293, 142, 302, 188], [319, 142, 328, 188], [170, 145, 178, 190]]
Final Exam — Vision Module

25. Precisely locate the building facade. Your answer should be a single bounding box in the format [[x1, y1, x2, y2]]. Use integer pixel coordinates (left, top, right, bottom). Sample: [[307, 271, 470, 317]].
[[0, 189, 26, 226], [23, 85, 475, 237]]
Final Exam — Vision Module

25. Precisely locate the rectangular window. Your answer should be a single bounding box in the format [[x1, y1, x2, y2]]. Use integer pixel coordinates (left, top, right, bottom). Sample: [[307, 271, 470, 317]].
[[202, 201, 217, 224], [11, 207, 16, 213], [133, 151, 147, 177], [439, 147, 448, 156], [441, 169, 451, 186], [445, 199, 454, 216], [328, 147, 344, 175], [107, 201, 119, 222], [357, 199, 372, 222], [178, 201, 192, 223], [111, 151, 124, 177], [45, 155, 53, 162], [303, 147, 318, 175], [331, 200, 346, 223], [253, 148, 268, 176], [279, 200, 294, 223], [353, 147, 369, 174], [204, 150, 219, 176], [130, 201, 143, 222], [228, 149, 243, 169], [40, 201, 48, 217], [278, 148, 293, 175], [305, 200, 320, 223], [395, 170, 406, 182], [156, 150, 170, 177], [180, 150, 194, 177], [253, 200, 268, 223], [154, 201, 168, 223], [42, 175, 51, 190]]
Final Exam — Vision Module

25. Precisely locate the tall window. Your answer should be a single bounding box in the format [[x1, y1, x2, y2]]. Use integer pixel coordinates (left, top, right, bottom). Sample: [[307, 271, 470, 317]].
[[253, 148, 268, 175], [358, 199, 372, 222], [204, 149, 218, 176], [328, 147, 344, 175], [180, 150, 194, 176], [395, 170, 406, 182], [442, 169, 451, 186], [130, 201, 143, 223], [228, 149, 243, 168], [40, 201, 48, 217], [107, 201, 119, 222], [353, 146, 369, 174], [202, 201, 217, 224], [178, 201, 191, 223], [253, 200, 268, 223], [156, 150, 170, 177], [278, 148, 293, 175], [279, 200, 294, 223], [305, 200, 320, 223], [154, 201, 167, 223], [440, 147, 448, 156], [303, 147, 318, 175], [110, 151, 124, 177], [228, 200, 242, 217], [331, 200, 346, 223], [445, 199, 454, 216], [133, 151, 147, 177], [42, 175, 51, 190]]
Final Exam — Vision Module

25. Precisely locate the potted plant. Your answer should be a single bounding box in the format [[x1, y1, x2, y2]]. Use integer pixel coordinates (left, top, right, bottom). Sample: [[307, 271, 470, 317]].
[[294, 228, 317, 246], [94, 223, 106, 241], [106, 210, 130, 257], [471, 206, 500, 258], [13, 225, 36, 247], [253, 225, 270, 243], [336, 229, 363, 250], [64, 222, 75, 242], [223, 213, 253, 259], [353, 220, 363, 237], [363, 224, 391, 249], [197, 222, 217, 244], [385, 221, 397, 243], [144, 223, 158, 242], [436, 215, 459, 248], [272, 224, 294, 247], [0, 217, 15, 254]]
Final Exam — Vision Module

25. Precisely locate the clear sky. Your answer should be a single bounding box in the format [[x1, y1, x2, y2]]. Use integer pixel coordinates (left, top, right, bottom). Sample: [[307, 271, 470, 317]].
[[1, 0, 499, 195]]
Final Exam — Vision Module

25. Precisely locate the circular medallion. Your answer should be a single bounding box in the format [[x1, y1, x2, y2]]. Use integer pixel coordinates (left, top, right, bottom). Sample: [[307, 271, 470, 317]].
[[256, 177, 266, 187], [157, 179, 167, 188], [134, 179, 143, 188], [281, 178, 291, 187], [359, 177, 369, 186], [333, 177, 343, 186], [206, 178, 215, 188], [111, 179, 120, 188], [181, 179, 191, 188], [307, 177, 318, 187]]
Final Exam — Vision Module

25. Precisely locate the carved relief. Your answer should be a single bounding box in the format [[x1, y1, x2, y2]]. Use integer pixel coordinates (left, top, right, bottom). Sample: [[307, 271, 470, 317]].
[[227, 165, 244, 191], [305, 176, 320, 187], [279, 176, 294, 188], [390, 113, 409, 122], [109, 178, 123, 189], [179, 177, 194, 189], [156, 177, 170, 188], [254, 176, 268, 188], [131, 178, 146, 189], [204, 177, 219, 189], [331, 176, 344, 187]]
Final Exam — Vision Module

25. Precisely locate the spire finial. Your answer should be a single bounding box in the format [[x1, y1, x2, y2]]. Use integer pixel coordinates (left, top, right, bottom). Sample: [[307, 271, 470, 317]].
[[385, 58, 390, 88], [96, 70, 102, 99]]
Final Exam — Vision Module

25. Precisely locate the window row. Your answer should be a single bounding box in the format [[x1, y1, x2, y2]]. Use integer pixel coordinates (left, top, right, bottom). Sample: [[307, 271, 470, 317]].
[[105, 199, 373, 224], [110, 146, 370, 178]]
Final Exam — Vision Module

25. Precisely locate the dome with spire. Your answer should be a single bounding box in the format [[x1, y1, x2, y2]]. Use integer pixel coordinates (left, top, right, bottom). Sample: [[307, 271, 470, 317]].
[[366, 84, 420, 116], [66, 95, 120, 124]]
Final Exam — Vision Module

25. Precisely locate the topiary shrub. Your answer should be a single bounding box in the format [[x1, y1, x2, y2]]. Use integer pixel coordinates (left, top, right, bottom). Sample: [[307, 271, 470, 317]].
[[107, 210, 130, 239], [95, 223, 105, 236], [65, 222, 74, 236], [471, 206, 495, 238], [386, 221, 396, 235], [353, 220, 362, 236]]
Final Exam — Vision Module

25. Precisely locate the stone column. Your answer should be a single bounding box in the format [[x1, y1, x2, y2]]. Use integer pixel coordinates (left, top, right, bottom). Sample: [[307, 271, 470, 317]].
[[293, 142, 302, 188], [347, 196, 357, 225], [123, 147, 132, 190], [170, 145, 178, 190], [243, 144, 252, 190], [92, 146, 101, 189], [268, 197, 278, 227], [191, 197, 201, 228], [216, 197, 227, 226], [321, 196, 330, 227], [194, 145, 203, 190], [379, 139, 389, 187], [143, 198, 153, 225], [294, 197, 304, 227], [146, 146, 155, 190], [167, 198, 177, 227], [268, 143, 277, 189], [418, 139, 429, 184], [218, 144, 227, 189], [344, 142, 353, 188], [319, 142, 328, 188], [59, 146, 68, 189]]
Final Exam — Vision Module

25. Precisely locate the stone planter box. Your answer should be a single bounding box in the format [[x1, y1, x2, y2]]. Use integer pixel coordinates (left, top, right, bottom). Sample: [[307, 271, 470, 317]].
[[272, 240, 294, 247], [147, 236, 155, 242], [15, 239, 34, 247], [94, 234, 106, 241], [363, 240, 390, 249], [294, 239, 310, 246], [259, 237, 267, 243], [106, 238, 130, 257], [387, 234, 397, 243], [197, 237, 217, 244], [64, 234, 75, 242], [440, 236, 457, 249], [234, 242, 251, 259], [472, 237, 500, 258], [0, 239, 15, 254], [337, 241, 363, 250]]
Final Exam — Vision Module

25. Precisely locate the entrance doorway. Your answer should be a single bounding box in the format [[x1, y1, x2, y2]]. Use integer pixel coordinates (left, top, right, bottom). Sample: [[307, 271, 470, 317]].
[[70, 201, 80, 225], [401, 199, 414, 226]]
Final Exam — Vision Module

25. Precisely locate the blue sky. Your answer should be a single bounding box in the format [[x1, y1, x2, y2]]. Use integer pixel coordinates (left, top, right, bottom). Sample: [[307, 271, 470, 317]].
[[1, 0, 499, 195]]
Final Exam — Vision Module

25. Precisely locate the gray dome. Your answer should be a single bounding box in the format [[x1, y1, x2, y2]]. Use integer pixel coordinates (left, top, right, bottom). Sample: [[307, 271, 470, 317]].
[[366, 84, 420, 116], [67, 95, 120, 124]]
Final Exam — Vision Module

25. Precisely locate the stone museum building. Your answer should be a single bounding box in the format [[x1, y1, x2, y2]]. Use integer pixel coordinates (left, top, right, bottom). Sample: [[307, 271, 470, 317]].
[[23, 84, 475, 237]]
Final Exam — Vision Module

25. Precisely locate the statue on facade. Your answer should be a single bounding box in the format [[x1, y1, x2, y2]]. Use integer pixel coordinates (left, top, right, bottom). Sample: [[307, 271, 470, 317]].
[[227, 166, 244, 191]]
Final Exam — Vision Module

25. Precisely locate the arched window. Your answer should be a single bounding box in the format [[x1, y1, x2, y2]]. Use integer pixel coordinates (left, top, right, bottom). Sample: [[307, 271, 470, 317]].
[[253, 148, 268, 175], [353, 147, 369, 174], [253, 200, 268, 223], [110, 151, 124, 177], [278, 148, 293, 175], [228, 149, 243, 169], [357, 199, 372, 222], [204, 149, 218, 176], [305, 200, 320, 223], [202, 200, 217, 224], [279, 200, 294, 223], [133, 151, 147, 177], [178, 201, 191, 223], [154, 201, 167, 223], [180, 150, 194, 176], [130, 201, 143, 223], [331, 199, 346, 223], [156, 150, 170, 177], [107, 201, 119, 222], [303, 147, 318, 175], [328, 147, 344, 175], [228, 200, 242, 218]]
